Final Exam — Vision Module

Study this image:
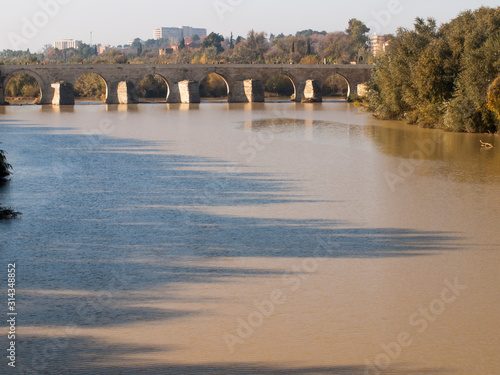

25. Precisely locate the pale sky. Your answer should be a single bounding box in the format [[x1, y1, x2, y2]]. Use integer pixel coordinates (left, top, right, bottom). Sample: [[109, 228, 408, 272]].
[[0, 0, 497, 52]]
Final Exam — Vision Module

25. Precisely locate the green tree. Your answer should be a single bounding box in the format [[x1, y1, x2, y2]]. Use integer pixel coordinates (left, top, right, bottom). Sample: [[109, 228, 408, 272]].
[[346, 19, 370, 63], [179, 38, 186, 50], [368, 7, 500, 133], [487, 76, 500, 118], [346, 19, 370, 50], [201, 32, 225, 53], [231, 30, 269, 63]]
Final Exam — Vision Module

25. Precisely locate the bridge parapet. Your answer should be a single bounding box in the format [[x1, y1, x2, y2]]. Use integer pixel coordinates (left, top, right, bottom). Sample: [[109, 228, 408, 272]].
[[0, 64, 372, 105]]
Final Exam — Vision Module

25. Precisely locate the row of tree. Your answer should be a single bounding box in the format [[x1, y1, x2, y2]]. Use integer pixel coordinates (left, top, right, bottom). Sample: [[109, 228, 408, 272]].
[[367, 6, 500, 133], [0, 20, 372, 66]]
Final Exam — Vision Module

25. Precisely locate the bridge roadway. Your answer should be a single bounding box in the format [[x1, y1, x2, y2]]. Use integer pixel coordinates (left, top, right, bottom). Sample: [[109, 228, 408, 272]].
[[0, 63, 372, 105]]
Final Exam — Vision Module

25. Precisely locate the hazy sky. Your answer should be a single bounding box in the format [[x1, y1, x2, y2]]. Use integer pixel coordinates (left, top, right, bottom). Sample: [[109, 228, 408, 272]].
[[0, 0, 497, 51]]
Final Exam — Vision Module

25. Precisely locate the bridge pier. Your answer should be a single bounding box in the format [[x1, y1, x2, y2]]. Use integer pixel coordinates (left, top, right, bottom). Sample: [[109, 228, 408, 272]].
[[297, 80, 322, 103], [349, 82, 366, 98], [107, 81, 138, 104], [178, 80, 200, 104], [33, 82, 53, 105], [166, 83, 181, 103], [229, 79, 265, 103], [51, 82, 75, 106], [0, 70, 4, 104]]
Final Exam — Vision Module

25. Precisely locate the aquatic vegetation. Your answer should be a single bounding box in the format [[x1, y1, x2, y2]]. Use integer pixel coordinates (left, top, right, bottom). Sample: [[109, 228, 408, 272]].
[[0, 147, 20, 220], [0, 148, 12, 179], [0, 204, 20, 220]]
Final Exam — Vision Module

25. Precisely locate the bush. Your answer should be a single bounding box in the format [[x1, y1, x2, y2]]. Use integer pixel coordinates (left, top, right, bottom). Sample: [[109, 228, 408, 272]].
[[0, 148, 12, 179], [0, 204, 21, 220], [0, 149, 20, 220]]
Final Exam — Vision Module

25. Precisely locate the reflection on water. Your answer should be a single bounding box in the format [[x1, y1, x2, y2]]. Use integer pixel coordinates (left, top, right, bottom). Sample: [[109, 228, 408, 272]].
[[365, 123, 500, 183], [0, 104, 499, 375]]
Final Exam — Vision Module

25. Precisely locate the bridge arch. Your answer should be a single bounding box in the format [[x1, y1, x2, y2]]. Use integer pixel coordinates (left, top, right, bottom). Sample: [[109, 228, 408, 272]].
[[264, 73, 297, 101], [3, 69, 45, 104], [199, 72, 229, 100], [322, 72, 351, 100], [137, 73, 170, 103], [73, 72, 108, 103]]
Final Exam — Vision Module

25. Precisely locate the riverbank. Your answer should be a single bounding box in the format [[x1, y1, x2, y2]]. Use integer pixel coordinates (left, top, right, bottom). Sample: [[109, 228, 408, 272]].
[[5, 97, 40, 105]]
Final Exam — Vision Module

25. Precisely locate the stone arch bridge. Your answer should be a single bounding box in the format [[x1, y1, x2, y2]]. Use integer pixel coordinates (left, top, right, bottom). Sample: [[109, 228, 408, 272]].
[[0, 64, 372, 105]]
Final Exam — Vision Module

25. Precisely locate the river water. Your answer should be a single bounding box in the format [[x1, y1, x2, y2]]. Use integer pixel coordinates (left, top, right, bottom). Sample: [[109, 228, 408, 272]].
[[0, 103, 499, 375]]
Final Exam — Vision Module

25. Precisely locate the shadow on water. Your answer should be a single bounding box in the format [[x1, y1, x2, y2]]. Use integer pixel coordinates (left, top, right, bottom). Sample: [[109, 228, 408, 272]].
[[0, 120, 463, 374], [16, 335, 455, 375]]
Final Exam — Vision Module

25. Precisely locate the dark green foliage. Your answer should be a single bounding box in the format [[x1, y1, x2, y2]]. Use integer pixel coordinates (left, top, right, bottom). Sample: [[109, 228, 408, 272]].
[[0, 205, 21, 220], [296, 30, 327, 38], [179, 38, 186, 50], [346, 19, 370, 51], [368, 7, 500, 132], [0, 149, 20, 220], [77, 43, 98, 59], [487, 76, 500, 117], [0, 148, 12, 179], [201, 32, 225, 53]]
